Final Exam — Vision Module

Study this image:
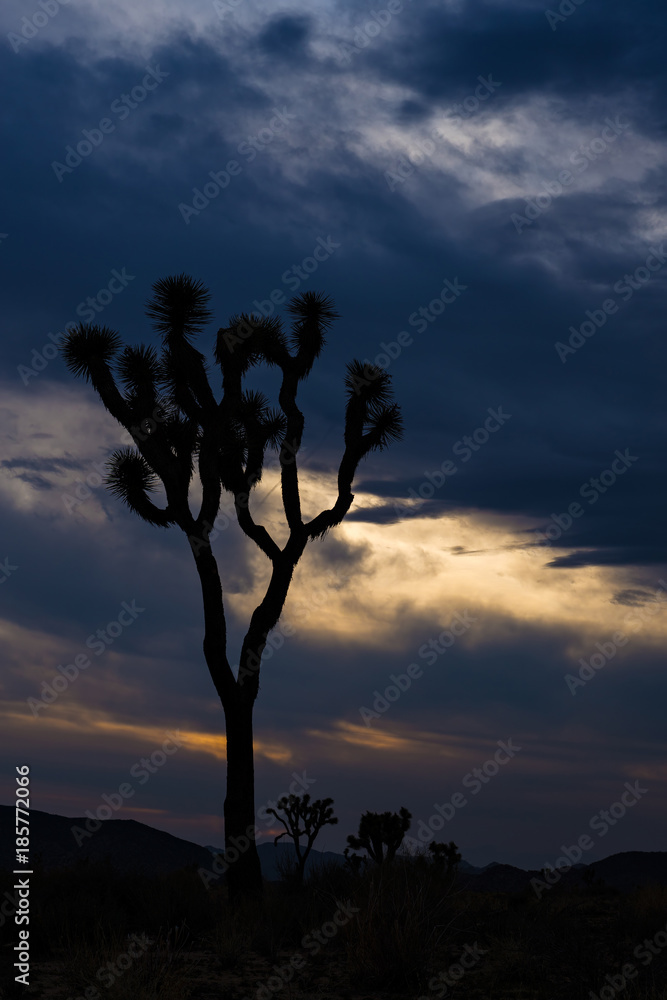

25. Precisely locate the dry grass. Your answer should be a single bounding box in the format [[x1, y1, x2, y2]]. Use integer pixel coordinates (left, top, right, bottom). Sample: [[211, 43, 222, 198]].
[[57, 923, 202, 999], [2, 860, 667, 999]]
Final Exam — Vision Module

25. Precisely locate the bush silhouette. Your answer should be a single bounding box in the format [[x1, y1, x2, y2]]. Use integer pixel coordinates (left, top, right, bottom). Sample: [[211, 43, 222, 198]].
[[345, 806, 411, 866], [428, 839, 462, 874]]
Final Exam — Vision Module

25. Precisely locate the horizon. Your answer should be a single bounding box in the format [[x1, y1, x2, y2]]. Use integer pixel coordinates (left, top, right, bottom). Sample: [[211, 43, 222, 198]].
[[3, 799, 661, 875]]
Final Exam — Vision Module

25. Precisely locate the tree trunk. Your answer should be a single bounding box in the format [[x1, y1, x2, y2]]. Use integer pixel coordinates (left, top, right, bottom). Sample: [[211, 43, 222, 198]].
[[187, 536, 263, 905], [224, 700, 263, 904]]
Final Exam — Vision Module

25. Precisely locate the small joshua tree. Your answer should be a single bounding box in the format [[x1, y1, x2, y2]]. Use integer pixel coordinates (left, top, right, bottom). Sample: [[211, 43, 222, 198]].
[[266, 792, 338, 885], [344, 806, 412, 867]]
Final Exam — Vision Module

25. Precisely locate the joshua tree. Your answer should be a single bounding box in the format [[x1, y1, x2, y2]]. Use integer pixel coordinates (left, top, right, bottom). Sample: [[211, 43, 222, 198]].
[[60, 274, 402, 904], [344, 806, 412, 866], [266, 792, 338, 884]]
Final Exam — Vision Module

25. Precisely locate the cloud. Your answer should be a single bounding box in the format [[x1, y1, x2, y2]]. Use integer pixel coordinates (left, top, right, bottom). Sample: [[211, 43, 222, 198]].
[[610, 587, 658, 607], [256, 13, 312, 58]]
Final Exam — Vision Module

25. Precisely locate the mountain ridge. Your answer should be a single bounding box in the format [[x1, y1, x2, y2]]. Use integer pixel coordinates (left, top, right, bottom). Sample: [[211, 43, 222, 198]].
[[2, 805, 665, 892]]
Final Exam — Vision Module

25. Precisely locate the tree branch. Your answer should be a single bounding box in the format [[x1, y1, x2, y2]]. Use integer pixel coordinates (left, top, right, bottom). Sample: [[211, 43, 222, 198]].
[[186, 523, 238, 706], [277, 363, 304, 532], [236, 544, 306, 701], [234, 495, 282, 562], [303, 441, 361, 540]]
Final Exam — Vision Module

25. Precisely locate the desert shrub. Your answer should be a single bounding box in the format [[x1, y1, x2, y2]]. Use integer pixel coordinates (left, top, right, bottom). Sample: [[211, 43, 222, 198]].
[[338, 855, 460, 992], [344, 806, 411, 867]]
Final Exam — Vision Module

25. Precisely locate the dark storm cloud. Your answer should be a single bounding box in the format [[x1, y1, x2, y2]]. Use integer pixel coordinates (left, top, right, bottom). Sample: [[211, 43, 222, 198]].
[[256, 14, 312, 58], [610, 587, 657, 607], [0, 458, 85, 490], [11, 472, 54, 491], [358, 0, 667, 113], [1, 456, 85, 472], [547, 548, 667, 569], [0, 33, 305, 366]]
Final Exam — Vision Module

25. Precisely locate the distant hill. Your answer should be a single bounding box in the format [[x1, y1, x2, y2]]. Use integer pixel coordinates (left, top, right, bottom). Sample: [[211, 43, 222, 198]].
[[206, 842, 348, 881], [0, 805, 343, 881], [0, 805, 215, 878], [2, 806, 666, 893], [583, 851, 667, 892], [456, 852, 667, 894]]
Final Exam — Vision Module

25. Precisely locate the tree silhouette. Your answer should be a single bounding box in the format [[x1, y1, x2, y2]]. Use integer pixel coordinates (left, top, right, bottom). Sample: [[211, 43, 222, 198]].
[[428, 839, 461, 875], [344, 806, 412, 866], [60, 274, 402, 904], [266, 792, 338, 885]]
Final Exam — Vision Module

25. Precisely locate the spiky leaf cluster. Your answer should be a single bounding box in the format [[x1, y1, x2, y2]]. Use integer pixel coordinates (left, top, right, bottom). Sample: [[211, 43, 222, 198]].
[[105, 448, 173, 526], [60, 325, 123, 383], [344, 360, 404, 453], [146, 274, 213, 343], [286, 291, 339, 377]]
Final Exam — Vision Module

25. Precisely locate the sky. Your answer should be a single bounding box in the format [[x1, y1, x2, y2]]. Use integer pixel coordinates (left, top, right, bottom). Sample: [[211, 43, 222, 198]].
[[1, 0, 666, 871]]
